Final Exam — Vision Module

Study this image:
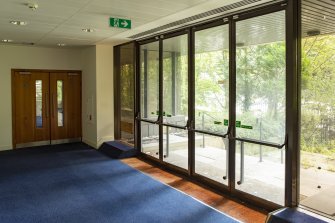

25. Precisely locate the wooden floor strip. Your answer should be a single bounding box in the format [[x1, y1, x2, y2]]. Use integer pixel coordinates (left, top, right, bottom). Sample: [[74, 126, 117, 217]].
[[121, 157, 267, 223]]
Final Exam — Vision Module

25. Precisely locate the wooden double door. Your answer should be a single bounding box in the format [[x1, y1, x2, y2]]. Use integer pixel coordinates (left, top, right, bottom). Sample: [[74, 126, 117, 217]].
[[13, 70, 82, 148]]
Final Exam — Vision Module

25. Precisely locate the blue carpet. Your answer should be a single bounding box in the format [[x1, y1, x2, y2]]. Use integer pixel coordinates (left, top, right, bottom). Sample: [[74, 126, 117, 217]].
[[0, 143, 238, 223], [267, 208, 329, 223]]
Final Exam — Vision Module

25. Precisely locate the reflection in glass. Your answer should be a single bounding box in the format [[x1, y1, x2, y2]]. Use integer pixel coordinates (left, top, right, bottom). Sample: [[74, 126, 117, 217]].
[[235, 142, 285, 205], [235, 11, 286, 144], [140, 41, 159, 120], [162, 34, 188, 126], [162, 127, 188, 169], [194, 25, 229, 134], [141, 122, 159, 159], [35, 80, 43, 128], [235, 11, 286, 205], [57, 80, 64, 127], [195, 134, 228, 185], [120, 43, 135, 144]]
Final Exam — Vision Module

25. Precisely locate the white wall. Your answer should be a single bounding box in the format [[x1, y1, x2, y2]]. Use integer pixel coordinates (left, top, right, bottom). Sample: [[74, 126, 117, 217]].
[[0, 44, 82, 151], [81, 46, 98, 148], [0, 44, 118, 150], [96, 45, 115, 147]]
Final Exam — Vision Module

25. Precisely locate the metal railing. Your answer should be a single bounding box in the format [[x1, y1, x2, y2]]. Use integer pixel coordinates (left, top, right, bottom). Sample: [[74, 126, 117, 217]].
[[235, 136, 287, 185]]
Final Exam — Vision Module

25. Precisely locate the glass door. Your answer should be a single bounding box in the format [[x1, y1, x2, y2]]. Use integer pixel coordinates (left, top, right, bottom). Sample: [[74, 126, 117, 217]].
[[140, 41, 160, 159], [233, 10, 286, 205], [119, 43, 135, 145], [137, 3, 290, 209], [193, 24, 230, 185], [162, 34, 189, 169], [139, 32, 189, 171]]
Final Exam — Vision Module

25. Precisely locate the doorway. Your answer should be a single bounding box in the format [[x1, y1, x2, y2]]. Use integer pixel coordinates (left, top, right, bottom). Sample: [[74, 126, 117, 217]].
[[12, 70, 82, 148], [137, 3, 288, 209]]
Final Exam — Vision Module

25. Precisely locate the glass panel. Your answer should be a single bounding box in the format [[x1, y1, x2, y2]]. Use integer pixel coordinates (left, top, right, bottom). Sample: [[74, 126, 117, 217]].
[[194, 25, 229, 134], [162, 34, 188, 126], [235, 142, 285, 205], [140, 42, 159, 120], [235, 11, 286, 205], [195, 134, 228, 185], [235, 11, 286, 145], [35, 80, 43, 128], [163, 127, 188, 169], [57, 80, 64, 127], [141, 122, 159, 159], [120, 43, 135, 145], [300, 1, 335, 216]]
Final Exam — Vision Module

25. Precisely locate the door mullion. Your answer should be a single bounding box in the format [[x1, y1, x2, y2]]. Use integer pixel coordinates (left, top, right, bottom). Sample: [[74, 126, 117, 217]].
[[188, 28, 195, 176], [159, 37, 164, 161], [228, 17, 237, 192]]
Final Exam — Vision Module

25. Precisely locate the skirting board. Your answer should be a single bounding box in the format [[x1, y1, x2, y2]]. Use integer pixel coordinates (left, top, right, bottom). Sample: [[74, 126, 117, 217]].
[[82, 138, 98, 149], [0, 145, 13, 151], [97, 136, 115, 148]]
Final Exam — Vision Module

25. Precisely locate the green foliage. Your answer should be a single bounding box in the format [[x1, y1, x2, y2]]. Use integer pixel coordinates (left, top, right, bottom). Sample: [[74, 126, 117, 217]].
[[301, 35, 335, 157], [135, 34, 335, 162]]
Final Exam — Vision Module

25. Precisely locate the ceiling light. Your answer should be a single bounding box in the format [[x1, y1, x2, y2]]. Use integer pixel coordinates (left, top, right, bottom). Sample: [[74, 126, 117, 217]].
[[27, 3, 38, 10], [82, 28, 94, 33], [10, 20, 27, 26], [57, 43, 66, 47], [307, 29, 320, 37], [1, 39, 13, 43]]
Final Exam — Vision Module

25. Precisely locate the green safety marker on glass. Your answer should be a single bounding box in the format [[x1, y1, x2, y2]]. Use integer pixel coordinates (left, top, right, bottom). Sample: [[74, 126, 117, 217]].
[[235, 120, 241, 128], [214, 121, 222, 125], [220, 119, 253, 129], [224, 119, 229, 126], [241, 125, 253, 129]]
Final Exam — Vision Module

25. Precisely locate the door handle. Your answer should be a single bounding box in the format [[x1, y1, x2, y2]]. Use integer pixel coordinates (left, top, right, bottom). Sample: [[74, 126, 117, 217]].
[[51, 93, 55, 118], [237, 141, 244, 185], [45, 93, 49, 119]]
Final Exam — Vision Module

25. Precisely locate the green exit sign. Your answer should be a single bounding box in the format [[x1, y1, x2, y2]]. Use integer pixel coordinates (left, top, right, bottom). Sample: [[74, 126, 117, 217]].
[[109, 17, 131, 29]]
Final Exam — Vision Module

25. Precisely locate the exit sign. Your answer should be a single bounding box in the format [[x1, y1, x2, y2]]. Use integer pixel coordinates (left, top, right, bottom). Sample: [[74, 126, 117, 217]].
[[109, 17, 131, 29]]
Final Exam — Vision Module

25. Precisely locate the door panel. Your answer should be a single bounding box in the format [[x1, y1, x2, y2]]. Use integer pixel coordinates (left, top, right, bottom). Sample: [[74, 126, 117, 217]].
[[234, 11, 286, 205], [14, 72, 50, 145], [67, 73, 82, 138], [50, 72, 82, 141], [14, 72, 35, 144], [50, 73, 68, 140], [162, 34, 188, 127], [33, 72, 50, 142], [140, 41, 160, 159], [162, 34, 189, 168], [193, 24, 230, 184]]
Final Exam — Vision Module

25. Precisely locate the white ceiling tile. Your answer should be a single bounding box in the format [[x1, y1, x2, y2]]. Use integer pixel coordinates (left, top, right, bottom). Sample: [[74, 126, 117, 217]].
[[0, 0, 272, 47]]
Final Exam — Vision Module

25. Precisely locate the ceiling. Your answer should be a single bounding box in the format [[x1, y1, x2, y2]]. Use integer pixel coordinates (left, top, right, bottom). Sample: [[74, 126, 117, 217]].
[[0, 0, 277, 48], [301, 0, 335, 38]]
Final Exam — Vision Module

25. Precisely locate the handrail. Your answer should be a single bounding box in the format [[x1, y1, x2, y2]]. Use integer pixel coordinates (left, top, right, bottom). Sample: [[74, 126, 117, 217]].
[[234, 136, 286, 149], [161, 122, 188, 130], [236, 135, 287, 185], [193, 126, 230, 138], [138, 118, 157, 125]]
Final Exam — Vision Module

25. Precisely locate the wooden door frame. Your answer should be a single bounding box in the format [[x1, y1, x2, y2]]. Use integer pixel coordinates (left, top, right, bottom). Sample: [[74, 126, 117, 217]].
[[11, 69, 82, 149]]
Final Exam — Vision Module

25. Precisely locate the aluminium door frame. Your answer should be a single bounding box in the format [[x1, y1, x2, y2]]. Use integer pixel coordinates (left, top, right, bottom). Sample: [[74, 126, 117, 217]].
[[134, 0, 299, 211]]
